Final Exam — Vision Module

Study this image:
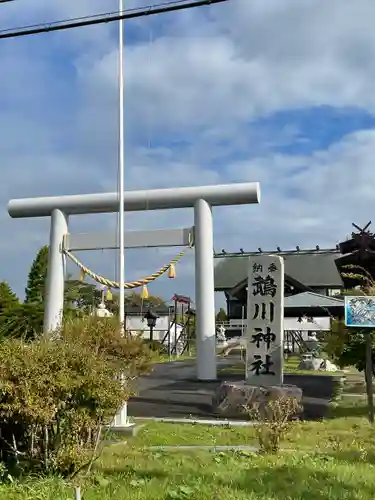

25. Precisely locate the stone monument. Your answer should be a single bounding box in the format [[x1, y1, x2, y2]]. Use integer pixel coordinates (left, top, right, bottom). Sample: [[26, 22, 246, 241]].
[[216, 323, 228, 348], [92, 303, 113, 318], [212, 255, 302, 418]]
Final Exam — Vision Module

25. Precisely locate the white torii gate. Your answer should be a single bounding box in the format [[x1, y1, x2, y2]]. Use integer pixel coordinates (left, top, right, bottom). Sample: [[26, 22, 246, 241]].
[[7, 182, 260, 381]]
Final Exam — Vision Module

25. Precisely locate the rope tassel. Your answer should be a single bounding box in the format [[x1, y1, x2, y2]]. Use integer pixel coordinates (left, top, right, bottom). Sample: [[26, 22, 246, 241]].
[[141, 284, 149, 300], [168, 263, 176, 279]]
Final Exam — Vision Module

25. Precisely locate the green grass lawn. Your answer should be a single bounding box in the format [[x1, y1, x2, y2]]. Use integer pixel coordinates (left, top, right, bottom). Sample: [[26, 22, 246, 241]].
[[1, 364, 373, 499], [155, 351, 195, 363], [5, 448, 375, 500], [3, 406, 375, 500], [152, 344, 196, 364]]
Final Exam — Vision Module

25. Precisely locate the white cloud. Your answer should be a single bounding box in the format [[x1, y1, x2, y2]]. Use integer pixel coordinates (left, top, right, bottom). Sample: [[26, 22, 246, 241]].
[[2, 0, 375, 305]]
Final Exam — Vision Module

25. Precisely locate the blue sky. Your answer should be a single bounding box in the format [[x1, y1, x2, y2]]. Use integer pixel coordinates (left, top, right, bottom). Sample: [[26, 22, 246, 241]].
[[2, 0, 375, 305], [253, 106, 375, 156]]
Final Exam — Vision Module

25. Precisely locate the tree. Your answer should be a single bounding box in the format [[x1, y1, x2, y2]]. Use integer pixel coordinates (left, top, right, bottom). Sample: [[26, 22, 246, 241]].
[[125, 291, 166, 308], [325, 267, 375, 377], [0, 282, 22, 340], [0, 281, 19, 313], [337, 288, 366, 300], [0, 251, 104, 339], [25, 246, 49, 304], [64, 279, 101, 315], [105, 290, 167, 315], [325, 319, 375, 377], [216, 307, 227, 323]]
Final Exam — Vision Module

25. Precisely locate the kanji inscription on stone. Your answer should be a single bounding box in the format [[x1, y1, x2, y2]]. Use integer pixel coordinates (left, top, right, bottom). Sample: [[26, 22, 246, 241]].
[[250, 354, 275, 376], [246, 255, 284, 386]]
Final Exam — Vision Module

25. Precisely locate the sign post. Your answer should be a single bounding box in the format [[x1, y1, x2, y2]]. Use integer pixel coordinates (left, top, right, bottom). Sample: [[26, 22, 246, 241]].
[[246, 255, 284, 386], [345, 296, 375, 424]]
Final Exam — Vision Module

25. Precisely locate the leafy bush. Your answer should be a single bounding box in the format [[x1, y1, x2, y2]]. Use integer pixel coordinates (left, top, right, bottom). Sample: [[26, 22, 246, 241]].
[[325, 265, 375, 376], [144, 339, 168, 356], [324, 319, 350, 364], [247, 396, 301, 454], [336, 330, 375, 378], [325, 319, 375, 377], [144, 339, 162, 352], [0, 316, 152, 477]]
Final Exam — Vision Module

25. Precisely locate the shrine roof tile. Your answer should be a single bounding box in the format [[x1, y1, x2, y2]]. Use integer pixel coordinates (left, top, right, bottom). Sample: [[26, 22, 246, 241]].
[[214, 250, 344, 291]]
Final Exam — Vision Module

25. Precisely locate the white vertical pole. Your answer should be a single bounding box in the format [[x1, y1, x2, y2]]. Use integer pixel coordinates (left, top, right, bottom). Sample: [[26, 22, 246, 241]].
[[114, 0, 130, 428], [194, 199, 217, 380], [241, 305, 245, 336], [118, 0, 125, 333], [44, 209, 68, 335]]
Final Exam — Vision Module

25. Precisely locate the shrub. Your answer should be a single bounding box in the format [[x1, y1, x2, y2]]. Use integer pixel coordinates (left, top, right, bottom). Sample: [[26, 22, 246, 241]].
[[325, 320, 375, 377], [247, 396, 302, 454], [144, 339, 168, 355], [0, 316, 152, 477], [324, 266, 375, 375]]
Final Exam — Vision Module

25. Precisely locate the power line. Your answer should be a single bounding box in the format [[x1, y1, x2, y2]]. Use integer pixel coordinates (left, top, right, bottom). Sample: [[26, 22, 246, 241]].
[[0, 0, 216, 35], [0, 0, 219, 35], [1, 8, 121, 34], [0, 0, 229, 40]]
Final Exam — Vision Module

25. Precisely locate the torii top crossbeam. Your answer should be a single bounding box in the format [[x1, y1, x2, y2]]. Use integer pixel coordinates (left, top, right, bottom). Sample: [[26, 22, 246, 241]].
[[7, 182, 260, 218]]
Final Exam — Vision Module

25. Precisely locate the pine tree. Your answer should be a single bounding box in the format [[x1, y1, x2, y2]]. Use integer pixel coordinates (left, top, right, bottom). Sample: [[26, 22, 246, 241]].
[[216, 307, 228, 323], [0, 281, 19, 313], [25, 246, 49, 304], [0, 281, 22, 339]]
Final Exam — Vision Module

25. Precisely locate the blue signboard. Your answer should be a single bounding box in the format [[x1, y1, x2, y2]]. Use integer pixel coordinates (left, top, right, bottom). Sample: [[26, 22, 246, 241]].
[[345, 296, 375, 328]]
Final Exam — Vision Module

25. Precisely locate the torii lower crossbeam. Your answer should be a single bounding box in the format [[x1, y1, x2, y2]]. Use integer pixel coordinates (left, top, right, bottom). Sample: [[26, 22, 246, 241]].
[[7, 182, 261, 381]]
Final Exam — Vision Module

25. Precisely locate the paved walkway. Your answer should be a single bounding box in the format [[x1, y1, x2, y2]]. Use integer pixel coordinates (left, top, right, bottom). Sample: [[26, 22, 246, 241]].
[[128, 356, 337, 420], [129, 356, 235, 419]]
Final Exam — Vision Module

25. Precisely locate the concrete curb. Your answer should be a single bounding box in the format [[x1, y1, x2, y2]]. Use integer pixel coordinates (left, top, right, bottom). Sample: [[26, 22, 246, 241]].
[[303, 397, 330, 405], [146, 445, 259, 452], [133, 417, 256, 426], [105, 423, 145, 437], [133, 397, 331, 427]]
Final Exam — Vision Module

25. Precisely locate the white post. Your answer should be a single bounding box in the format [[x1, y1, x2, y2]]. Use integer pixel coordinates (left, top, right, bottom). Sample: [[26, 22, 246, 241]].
[[118, 0, 125, 333], [113, 0, 131, 429], [194, 198, 216, 380], [44, 209, 68, 334]]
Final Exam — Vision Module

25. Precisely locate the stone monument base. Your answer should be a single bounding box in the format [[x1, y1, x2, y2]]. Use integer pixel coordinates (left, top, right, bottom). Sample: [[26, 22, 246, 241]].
[[212, 381, 303, 419]]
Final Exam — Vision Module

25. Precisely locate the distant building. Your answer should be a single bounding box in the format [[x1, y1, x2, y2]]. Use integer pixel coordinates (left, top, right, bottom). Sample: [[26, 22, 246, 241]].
[[214, 247, 345, 322], [215, 222, 375, 332], [215, 223, 375, 343]]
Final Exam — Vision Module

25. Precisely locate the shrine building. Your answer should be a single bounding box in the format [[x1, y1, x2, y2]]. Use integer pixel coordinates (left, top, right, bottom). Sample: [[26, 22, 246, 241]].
[[214, 222, 375, 336]]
